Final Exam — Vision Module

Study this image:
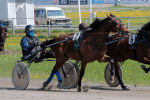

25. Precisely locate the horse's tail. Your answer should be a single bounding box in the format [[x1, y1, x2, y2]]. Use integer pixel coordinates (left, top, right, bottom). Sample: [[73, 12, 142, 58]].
[[41, 38, 56, 58], [43, 49, 55, 58]]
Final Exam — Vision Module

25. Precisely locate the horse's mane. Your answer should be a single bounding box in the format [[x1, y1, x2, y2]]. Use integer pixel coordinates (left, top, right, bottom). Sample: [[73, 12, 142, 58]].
[[88, 18, 104, 32], [138, 21, 150, 34]]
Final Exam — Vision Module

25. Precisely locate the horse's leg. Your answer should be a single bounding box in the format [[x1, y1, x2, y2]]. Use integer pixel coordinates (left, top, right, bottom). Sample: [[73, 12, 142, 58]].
[[99, 55, 115, 82], [141, 65, 150, 73], [140, 57, 150, 73], [114, 62, 129, 90], [43, 55, 69, 88], [78, 62, 88, 92], [109, 59, 115, 83]]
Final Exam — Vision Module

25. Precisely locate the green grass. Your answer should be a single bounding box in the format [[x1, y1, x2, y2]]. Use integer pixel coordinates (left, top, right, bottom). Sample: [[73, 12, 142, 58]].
[[1, 36, 150, 87], [0, 53, 150, 86], [2, 5, 150, 86]]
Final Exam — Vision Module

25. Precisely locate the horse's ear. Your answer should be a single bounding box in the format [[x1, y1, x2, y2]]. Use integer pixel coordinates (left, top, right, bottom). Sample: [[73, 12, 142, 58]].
[[106, 13, 110, 18], [109, 12, 113, 16]]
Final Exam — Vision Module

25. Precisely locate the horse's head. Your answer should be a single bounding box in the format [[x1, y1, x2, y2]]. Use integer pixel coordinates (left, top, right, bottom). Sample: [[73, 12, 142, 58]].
[[106, 13, 129, 35], [0, 26, 8, 51]]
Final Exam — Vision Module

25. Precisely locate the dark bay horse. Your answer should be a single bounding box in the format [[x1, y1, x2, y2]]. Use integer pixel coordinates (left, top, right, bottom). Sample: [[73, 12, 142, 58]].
[[0, 26, 7, 51], [41, 13, 129, 92], [107, 21, 150, 90]]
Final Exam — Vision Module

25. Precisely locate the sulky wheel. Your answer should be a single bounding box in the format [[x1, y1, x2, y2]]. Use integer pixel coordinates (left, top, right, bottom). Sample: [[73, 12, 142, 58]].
[[104, 62, 122, 87], [12, 62, 30, 90], [70, 62, 80, 88], [59, 62, 77, 89]]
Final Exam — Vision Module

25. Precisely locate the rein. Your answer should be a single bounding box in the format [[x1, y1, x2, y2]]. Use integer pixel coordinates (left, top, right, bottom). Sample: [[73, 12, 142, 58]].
[[85, 36, 128, 45], [110, 17, 124, 34], [133, 33, 150, 46]]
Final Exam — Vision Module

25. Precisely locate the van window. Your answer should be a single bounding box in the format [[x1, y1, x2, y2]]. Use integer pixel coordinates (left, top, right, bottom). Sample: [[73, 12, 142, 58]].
[[47, 10, 64, 17], [35, 10, 46, 17]]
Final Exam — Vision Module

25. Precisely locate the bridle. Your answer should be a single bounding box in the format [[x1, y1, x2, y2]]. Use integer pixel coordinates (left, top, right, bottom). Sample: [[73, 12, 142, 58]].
[[109, 16, 124, 34]]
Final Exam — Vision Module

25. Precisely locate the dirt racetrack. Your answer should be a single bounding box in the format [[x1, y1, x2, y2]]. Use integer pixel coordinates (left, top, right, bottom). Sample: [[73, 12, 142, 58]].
[[0, 78, 150, 100]]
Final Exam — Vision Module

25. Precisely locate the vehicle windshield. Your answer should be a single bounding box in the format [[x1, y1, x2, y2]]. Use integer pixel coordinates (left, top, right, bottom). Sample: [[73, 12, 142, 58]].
[[47, 10, 64, 16]]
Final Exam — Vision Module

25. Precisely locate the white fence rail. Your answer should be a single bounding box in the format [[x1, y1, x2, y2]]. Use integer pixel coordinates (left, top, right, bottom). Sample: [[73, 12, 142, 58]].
[[1, 16, 149, 35]]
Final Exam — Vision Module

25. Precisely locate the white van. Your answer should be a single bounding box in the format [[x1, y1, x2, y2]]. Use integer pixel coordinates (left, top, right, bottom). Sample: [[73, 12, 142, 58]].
[[34, 7, 72, 26]]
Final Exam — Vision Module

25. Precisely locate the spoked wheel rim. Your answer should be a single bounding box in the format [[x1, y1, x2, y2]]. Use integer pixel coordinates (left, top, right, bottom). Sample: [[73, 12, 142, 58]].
[[70, 62, 80, 88], [12, 62, 30, 90], [104, 62, 122, 87], [59, 62, 77, 89]]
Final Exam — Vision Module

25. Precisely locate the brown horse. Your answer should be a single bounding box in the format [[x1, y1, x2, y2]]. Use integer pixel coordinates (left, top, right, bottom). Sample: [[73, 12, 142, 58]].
[[41, 13, 129, 92], [107, 21, 150, 90], [0, 26, 7, 51]]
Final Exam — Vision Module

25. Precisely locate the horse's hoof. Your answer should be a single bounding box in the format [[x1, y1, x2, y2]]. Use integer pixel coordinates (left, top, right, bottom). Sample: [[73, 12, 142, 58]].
[[43, 81, 49, 88], [109, 75, 115, 83], [78, 86, 89, 92], [78, 87, 82, 92], [141, 65, 148, 73], [122, 86, 130, 90]]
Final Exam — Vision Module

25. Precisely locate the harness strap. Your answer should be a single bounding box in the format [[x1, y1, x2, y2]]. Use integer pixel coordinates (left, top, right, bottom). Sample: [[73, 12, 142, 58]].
[[85, 37, 128, 45], [143, 34, 150, 47], [132, 43, 138, 60], [130, 34, 145, 60], [73, 33, 85, 60]]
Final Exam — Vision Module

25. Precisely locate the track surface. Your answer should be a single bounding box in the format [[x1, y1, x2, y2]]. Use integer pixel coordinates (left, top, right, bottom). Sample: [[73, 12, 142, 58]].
[[0, 78, 150, 100]]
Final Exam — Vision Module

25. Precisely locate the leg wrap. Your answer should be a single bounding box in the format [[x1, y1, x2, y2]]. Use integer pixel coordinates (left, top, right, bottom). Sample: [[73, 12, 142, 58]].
[[46, 72, 55, 83], [56, 71, 62, 82]]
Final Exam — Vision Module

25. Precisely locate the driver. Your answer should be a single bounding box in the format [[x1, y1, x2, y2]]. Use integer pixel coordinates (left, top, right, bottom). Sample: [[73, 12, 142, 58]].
[[20, 25, 41, 57], [20, 25, 63, 89]]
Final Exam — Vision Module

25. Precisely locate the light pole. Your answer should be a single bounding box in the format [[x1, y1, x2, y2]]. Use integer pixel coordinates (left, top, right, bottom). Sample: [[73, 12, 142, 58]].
[[78, 0, 81, 24], [90, 0, 92, 24], [115, 0, 118, 6]]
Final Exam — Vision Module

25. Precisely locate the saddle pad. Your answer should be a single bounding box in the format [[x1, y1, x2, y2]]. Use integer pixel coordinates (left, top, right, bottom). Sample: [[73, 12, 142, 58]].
[[72, 31, 81, 41], [129, 34, 136, 44]]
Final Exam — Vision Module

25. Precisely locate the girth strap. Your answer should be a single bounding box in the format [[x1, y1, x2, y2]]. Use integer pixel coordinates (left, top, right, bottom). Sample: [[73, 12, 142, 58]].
[[73, 33, 85, 60], [132, 45, 138, 60]]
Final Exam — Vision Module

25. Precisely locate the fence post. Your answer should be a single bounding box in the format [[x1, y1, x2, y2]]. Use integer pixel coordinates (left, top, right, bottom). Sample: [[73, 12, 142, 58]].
[[86, 19, 87, 24], [48, 19, 50, 36], [12, 18, 14, 36], [127, 17, 129, 30]]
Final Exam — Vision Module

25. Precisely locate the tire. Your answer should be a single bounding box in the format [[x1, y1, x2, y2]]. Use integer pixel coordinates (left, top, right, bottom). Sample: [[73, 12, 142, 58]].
[[12, 62, 30, 90], [59, 62, 77, 89], [70, 62, 80, 88], [104, 62, 122, 87]]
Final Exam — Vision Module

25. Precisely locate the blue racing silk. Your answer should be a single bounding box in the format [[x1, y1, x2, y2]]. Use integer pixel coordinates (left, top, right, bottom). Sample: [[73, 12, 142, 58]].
[[20, 35, 41, 56]]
